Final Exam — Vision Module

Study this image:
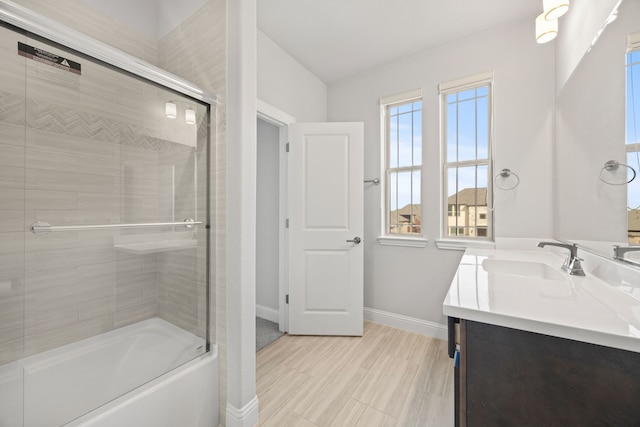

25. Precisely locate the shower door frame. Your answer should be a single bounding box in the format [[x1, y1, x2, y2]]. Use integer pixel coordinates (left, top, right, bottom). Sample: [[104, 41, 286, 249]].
[[0, 1, 217, 104], [0, 0, 217, 346]]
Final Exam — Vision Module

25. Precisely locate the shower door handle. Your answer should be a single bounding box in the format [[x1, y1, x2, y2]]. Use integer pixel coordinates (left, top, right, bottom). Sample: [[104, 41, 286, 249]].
[[346, 237, 361, 244]]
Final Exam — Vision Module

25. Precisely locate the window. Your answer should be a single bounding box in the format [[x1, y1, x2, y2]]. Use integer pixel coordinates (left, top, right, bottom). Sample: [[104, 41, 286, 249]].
[[440, 72, 493, 240], [628, 40, 640, 243], [381, 90, 422, 236]]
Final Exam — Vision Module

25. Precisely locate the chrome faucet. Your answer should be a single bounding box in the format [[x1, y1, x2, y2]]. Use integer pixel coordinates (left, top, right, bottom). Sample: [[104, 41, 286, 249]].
[[613, 245, 640, 265], [536, 242, 586, 276]]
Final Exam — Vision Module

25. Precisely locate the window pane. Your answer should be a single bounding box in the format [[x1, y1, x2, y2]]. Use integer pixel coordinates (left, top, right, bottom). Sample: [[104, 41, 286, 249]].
[[628, 60, 640, 145], [412, 169, 421, 206], [442, 81, 491, 240], [388, 172, 398, 233], [389, 171, 398, 211], [412, 169, 421, 234], [628, 51, 640, 244], [389, 115, 398, 168], [447, 103, 457, 162], [457, 99, 476, 162], [476, 164, 488, 190], [447, 167, 458, 236], [458, 89, 475, 101], [398, 103, 412, 114], [385, 98, 422, 236], [398, 112, 413, 167], [397, 171, 412, 209], [447, 167, 458, 199], [446, 166, 487, 237], [413, 110, 422, 166], [629, 150, 640, 244], [477, 95, 489, 159]]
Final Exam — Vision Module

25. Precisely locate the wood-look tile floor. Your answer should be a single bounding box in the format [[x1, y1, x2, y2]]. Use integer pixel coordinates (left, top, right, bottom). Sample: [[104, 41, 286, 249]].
[[256, 321, 454, 427]]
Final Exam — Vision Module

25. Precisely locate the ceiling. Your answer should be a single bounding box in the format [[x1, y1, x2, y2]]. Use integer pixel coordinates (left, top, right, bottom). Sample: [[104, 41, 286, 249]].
[[258, 0, 543, 83]]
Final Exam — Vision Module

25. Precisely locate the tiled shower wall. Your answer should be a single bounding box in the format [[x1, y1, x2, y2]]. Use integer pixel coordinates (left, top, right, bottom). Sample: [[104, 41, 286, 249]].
[[0, 23, 211, 364], [4, 1, 228, 413]]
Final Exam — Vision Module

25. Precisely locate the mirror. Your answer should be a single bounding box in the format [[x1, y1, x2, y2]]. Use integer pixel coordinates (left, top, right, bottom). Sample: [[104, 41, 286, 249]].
[[555, 0, 640, 265]]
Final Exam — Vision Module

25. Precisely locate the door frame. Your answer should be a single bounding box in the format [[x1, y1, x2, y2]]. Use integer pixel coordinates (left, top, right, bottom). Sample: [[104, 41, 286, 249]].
[[256, 99, 295, 333]]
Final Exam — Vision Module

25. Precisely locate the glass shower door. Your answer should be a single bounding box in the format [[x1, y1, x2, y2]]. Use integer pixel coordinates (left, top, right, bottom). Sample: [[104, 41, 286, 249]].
[[0, 25, 210, 427]]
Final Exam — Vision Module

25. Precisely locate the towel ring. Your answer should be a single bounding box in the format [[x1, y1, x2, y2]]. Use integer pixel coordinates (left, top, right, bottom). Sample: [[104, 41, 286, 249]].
[[494, 168, 520, 190], [598, 160, 636, 185]]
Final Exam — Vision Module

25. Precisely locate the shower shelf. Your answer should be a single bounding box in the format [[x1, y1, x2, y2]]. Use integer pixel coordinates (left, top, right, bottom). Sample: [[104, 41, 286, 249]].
[[114, 239, 197, 254]]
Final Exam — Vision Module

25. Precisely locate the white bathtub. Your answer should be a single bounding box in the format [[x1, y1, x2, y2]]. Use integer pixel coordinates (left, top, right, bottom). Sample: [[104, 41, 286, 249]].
[[0, 318, 218, 427]]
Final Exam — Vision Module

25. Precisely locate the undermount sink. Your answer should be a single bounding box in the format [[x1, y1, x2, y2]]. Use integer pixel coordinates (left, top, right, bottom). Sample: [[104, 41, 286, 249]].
[[482, 258, 566, 281]]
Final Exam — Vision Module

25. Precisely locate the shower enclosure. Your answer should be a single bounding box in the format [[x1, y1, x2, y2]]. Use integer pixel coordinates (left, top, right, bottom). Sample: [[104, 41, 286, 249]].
[[0, 4, 214, 426]]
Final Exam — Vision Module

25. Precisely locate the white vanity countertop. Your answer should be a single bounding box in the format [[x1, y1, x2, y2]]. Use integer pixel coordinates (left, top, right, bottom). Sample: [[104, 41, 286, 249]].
[[443, 247, 640, 353]]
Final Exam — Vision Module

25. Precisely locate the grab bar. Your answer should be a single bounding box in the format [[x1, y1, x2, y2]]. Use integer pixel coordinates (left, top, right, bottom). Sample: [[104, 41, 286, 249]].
[[30, 218, 201, 235]]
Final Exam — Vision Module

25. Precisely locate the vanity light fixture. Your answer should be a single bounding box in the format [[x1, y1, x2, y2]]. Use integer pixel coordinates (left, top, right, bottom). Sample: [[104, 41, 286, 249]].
[[185, 108, 196, 125], [165, 102, 177, 119], [543, 0, 569, 21], [536, 13, 558, 44]]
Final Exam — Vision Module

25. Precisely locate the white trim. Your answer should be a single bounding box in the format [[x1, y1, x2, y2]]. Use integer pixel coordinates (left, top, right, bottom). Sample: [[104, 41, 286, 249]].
[[256, 99, 296, 334], [435, 239, 495, 251], [379, 88, 423, 106], [225, 396, 260, 427], [364, 307, 448, 341], [377, 236, 428, 248], [629, 31, 640, 52], [256, 304, 279, 323], [439, 70, 493, 94], [257, 99, 296, 126], [0, 0, 216, 104]]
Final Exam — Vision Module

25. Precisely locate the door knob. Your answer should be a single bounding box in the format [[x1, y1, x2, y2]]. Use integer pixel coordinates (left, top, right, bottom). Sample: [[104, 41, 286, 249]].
[[346, 237, 361, 244]]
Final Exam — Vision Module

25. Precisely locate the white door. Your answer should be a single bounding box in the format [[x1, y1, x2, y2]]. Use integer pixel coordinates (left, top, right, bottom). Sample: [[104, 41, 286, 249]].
[[288, 122, 364, 336]]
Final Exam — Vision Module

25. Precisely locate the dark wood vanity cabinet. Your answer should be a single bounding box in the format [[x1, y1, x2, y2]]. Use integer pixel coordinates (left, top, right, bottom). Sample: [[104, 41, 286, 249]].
[[450, 318, 640, 426]]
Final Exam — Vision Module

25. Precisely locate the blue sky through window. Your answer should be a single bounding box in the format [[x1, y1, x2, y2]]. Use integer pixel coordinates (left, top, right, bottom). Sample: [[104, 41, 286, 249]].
[[389, 101, 421, 211], [446, 87, 490, 199]]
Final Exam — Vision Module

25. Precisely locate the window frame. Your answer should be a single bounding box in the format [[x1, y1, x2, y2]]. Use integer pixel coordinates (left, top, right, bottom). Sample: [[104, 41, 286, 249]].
[[378, 89, 426, 245], [439, 71, 494, 242]]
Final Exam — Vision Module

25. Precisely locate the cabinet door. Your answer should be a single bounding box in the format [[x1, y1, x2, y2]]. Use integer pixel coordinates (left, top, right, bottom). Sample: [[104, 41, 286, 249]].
[[463, 320, 640, 426]]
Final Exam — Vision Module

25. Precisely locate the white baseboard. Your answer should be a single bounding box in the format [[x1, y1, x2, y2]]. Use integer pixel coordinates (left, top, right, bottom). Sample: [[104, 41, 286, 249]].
[[256, 304, 279, 323], [363, 307, 448, 341], [225, 396, 259, 427]]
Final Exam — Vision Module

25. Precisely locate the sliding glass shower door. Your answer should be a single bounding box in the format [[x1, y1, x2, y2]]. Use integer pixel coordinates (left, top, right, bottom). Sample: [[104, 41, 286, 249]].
[[0, 22, 211, 426]]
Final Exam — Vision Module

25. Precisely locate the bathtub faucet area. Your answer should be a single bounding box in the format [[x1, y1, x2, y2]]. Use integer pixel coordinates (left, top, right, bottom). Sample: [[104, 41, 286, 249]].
[[537, 241, 586, 276]]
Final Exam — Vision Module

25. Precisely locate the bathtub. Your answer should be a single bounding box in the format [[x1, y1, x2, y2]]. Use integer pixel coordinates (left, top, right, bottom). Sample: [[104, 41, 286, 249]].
[[0, 318, 218, 427]]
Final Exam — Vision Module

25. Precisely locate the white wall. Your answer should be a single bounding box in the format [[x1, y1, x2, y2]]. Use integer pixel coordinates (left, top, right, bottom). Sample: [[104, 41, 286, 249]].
[[257, 29, 327, 122], [327, 18, 555, 326], [555, 0, 622, 92], [256, 118, 280, 313]]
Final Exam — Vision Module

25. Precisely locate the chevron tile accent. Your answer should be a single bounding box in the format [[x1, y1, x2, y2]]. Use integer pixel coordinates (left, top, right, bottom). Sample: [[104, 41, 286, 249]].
[[0, 91, 26, 127], [25, 98, 172, 151]]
